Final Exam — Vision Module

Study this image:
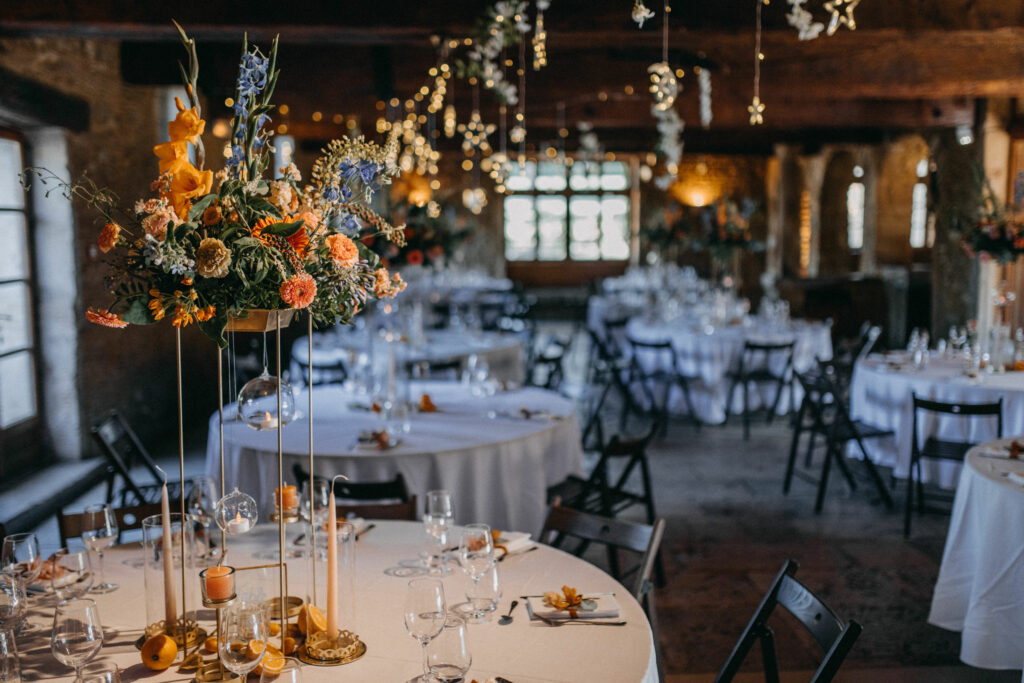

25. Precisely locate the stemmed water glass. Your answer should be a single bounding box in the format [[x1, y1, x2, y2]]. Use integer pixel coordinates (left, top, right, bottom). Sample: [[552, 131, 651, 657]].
[[188, 477, 219, 559], [219, 603, 268, 679], [404, 578, 447, 683], [0, 575, 26, 634], [51, 598, 103, 682], [51, 549, 94, 601], [424, 615, 472, 683], [457, 524, 495, 622], [81, 505, 118, 594], [2, 533, 40, 632], [423, 491, 453, 575]]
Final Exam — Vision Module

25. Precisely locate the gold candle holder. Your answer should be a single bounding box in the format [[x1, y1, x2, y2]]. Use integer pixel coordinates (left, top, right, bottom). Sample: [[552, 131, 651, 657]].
[[199, 566, 237, 609], [298, 629, 367, 667]]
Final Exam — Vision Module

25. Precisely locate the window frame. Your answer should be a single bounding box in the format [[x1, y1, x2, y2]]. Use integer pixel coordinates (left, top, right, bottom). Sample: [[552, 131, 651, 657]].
[[503, 157, 634, 264], [0, 127, 43, 474]]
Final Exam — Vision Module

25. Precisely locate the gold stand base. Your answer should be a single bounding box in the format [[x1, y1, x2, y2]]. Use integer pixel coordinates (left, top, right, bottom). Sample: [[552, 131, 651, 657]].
[[297, 630, 366, 666], [266, 595, 304, 619], [195, 661, 243, 682], [270, 511, 300, 523], [136, 620, 207, 650]]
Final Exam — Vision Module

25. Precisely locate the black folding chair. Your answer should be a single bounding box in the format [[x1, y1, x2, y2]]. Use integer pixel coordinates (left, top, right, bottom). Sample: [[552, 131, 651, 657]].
[[725, 340, 795, 440], [905, 394, 1002, 537], [715, 559, 862, 683], [293, 344, 348, 387], [91, 410, 181, 506], [784, 368, 894, 513], [626, 336, 701, 433], [291, 465, 410, 504]]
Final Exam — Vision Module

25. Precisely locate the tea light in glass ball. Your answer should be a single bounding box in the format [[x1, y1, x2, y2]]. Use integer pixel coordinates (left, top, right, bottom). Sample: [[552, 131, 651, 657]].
[[237, 371, 296, 431], [214, 487, 258, 535]]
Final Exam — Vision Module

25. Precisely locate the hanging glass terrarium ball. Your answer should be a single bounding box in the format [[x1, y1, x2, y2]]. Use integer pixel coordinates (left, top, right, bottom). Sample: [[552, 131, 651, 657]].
[[238, 370, 296, 431], [214, 487, 259, 535]]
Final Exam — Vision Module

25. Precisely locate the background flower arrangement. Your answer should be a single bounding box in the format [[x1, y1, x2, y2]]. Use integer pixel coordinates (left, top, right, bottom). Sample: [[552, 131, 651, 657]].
[[696, 197, 763, 265], [366, 190, 473, 269], [961, 172, 1024, 264], [23, 23, 407, 346]]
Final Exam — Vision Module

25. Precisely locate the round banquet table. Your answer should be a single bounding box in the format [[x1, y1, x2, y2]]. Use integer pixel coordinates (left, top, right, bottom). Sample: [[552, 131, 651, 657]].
[[206, 381, 583, 535], [290, 329, 526, 386], [928, 440, 1024, 675], [849, 354, 1023, 487], [625, 316, 832, 424], [16, 521, 657, 683]]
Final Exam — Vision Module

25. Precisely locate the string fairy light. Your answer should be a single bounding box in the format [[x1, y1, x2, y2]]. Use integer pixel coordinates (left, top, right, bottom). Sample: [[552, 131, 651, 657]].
[[824, 0, 860, 35], [748, 0, 767, 126], [533, 0, 549, 70]]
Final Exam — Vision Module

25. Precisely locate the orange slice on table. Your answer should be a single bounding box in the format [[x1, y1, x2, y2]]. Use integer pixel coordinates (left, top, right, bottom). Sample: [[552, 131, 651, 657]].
[[253, 644, 285, 676], [297, 604, 326, 635]]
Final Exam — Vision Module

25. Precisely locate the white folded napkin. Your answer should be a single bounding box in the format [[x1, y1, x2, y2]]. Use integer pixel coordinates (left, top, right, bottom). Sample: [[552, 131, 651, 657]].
[[977, 445, 1012, 459], [330, 515, 370, 535], [527, 593, 620, 621], [1006, 472, 1024, 487], [494, 531, 533, 556]]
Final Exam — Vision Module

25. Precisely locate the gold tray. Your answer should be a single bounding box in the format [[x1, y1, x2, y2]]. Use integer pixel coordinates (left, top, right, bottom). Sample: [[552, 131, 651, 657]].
[[225, 309, 295, 333]]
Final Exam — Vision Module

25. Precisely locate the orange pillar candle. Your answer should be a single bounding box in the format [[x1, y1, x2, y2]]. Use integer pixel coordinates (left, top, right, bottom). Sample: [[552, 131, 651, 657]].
[[276, 483, 298, 511], [203, 566, 234, 601]]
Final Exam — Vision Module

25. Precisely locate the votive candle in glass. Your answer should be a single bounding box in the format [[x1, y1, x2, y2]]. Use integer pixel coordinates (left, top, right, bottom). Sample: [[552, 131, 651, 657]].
[[200, 566, 235, 604]]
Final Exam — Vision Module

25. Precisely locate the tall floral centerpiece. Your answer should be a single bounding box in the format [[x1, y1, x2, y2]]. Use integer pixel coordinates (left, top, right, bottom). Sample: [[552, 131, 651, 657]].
[[697, 197, 761, 288], [26, 26, 406, 345]]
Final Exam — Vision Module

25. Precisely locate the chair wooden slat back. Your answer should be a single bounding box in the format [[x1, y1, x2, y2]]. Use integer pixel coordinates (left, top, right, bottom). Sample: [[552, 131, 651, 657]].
[[714, 560, 862, 683], [540, 504, 664, 602], [335, 495, 418, 522], [57, 503, 163, 548], [90, 410, 167, 506], [291, 465, 410, 503]]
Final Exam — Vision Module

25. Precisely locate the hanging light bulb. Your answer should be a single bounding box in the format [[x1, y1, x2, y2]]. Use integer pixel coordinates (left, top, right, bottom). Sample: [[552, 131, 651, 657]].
[[237, 369, 296, 431]]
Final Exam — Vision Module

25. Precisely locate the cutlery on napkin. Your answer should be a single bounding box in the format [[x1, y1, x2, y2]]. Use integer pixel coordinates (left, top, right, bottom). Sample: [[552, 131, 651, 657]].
[[525, 592, 621, 621]]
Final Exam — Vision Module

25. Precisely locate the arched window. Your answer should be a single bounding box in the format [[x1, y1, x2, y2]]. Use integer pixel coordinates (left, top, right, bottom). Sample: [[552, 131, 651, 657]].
[[910, 159, 929, 248]]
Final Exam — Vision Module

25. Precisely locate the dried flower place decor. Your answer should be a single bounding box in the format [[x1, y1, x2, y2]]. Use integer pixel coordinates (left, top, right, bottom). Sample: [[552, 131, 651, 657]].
[[23, 23, 407, 347]]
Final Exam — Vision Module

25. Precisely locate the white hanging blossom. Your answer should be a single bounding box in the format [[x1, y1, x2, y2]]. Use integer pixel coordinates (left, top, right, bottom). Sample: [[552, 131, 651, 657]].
[[786, 0, 825, 40], [632, 0, 656, 28], [699, 68, 712, 129]]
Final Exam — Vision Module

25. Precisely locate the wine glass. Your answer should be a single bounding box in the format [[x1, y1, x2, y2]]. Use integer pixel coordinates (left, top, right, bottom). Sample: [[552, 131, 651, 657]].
[[424, 614, 471, 683], [423, 491, 453, 575], [51, 598, 103, 682], [188, 478, 218, 559], [460, 564, 501, 624], [2, 533, 40, 633], [0, 628, 19, 683], [457, 525, 494, 622], [81, 505, 118, 594], [0, 575, 25, 633], [1, 534, 41, 586], [219, 602, 268, 678], [404, 578, 446, 682], [51, 549, 94, 601]]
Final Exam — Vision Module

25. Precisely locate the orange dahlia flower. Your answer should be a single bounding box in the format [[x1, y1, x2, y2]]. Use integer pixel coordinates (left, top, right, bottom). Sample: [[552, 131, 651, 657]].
[[97, 222, 121, 253], [325, 233, 359, 268], [280, 272, 317, 309]]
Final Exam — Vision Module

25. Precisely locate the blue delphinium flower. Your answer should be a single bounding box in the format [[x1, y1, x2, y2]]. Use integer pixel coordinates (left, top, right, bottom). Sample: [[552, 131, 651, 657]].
[[358, 161, 379, 184], [337, 161, 359, 181], [236, 50, 269, 98], [341, 185, 353, 201], [226, 145, 245, 169], [255, 113, 271, 128], [322, 187, 340, 202], [341, 215, 360, 234]]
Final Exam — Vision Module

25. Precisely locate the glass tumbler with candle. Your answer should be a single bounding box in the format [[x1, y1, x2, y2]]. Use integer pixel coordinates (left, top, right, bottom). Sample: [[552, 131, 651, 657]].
[[141, 513, 197, 639], [199, 566, 235, 608], [312, 522, 355, 632]]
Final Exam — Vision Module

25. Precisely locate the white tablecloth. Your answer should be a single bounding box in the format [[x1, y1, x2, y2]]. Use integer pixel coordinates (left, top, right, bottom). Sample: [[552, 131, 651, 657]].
[[206, 381, 583, 536], [625, 316, 832, 424], [18, 521, 656, 683], [929, 443, 1024, 677], [290, 330, 526, 386], [849, 355, 1021, 486]]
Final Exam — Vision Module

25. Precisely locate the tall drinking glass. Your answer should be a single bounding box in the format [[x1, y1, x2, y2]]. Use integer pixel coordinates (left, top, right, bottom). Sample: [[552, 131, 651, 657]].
[[51, 549, 94, 601], [403, 578, 446, 682], [423, 491, 453, 575], [51, 599, 103, 682], [188, 477, 218, 559], [0, 576, 25, 634], [81, 505, 119, 593], [457, 524, 494, 621], [424, 614, 471, 683], [218, 602, 268, 678], [0, 628, 19, 683]]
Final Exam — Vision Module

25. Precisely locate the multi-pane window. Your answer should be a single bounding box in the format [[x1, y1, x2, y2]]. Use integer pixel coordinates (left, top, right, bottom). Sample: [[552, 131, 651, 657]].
[[504, 160, 631, 261], [0, 133, 37, 430], [846, 182, 865, 250]]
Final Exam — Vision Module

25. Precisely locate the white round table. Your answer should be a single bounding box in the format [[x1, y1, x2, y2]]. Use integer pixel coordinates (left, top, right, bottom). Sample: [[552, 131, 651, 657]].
[[929, 440, 1024, 675], [849, 354, 1023, 486], [625, 316, 832, 424], [17, 521, 657, 683], [206, 381, 583, 535], [290, 330, 526, 387]]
